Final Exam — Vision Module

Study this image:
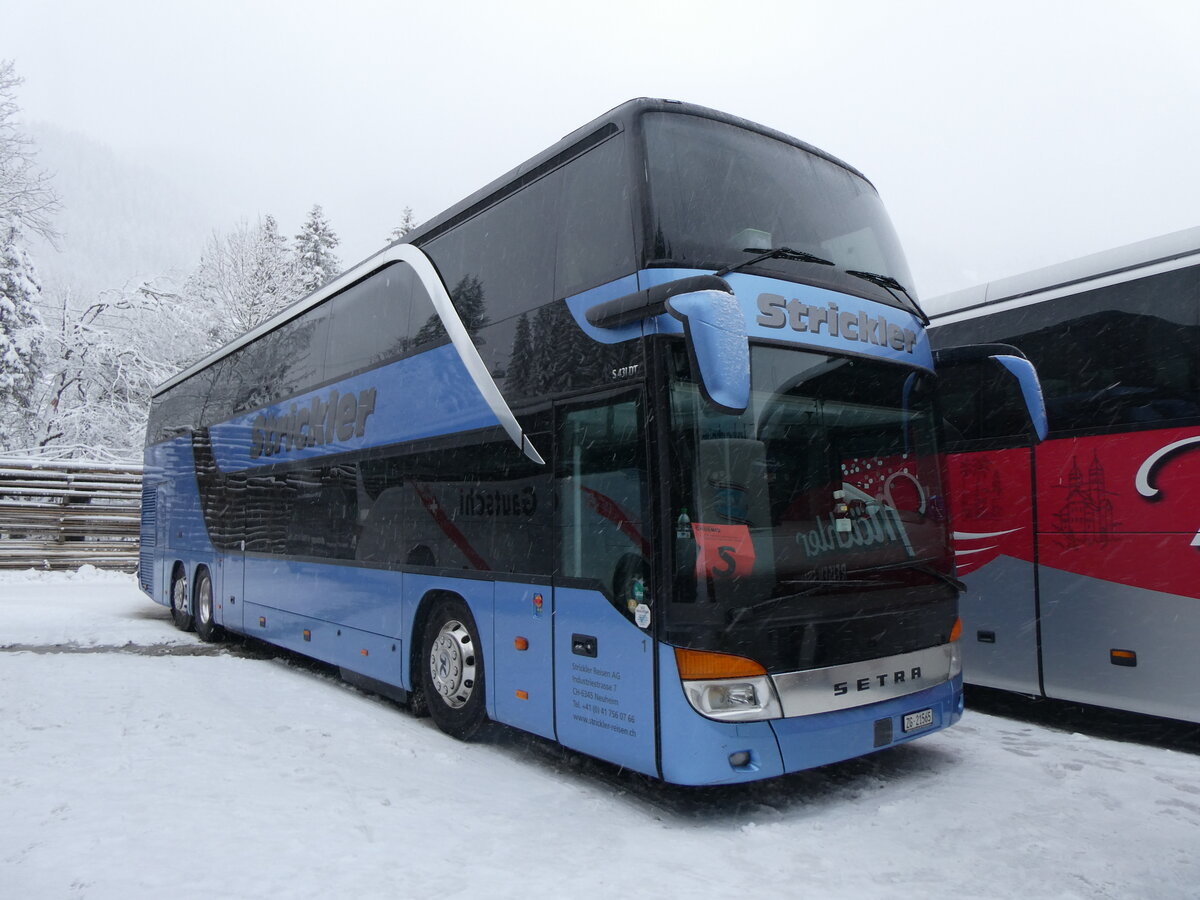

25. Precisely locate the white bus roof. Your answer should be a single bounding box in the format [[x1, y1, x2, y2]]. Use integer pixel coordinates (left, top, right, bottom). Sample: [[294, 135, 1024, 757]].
[[926, 225, 1200, 322]]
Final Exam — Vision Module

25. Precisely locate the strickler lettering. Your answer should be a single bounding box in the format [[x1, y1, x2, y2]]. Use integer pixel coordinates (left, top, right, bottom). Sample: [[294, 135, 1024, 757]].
[[756, 293, 917, 354], [250, 387, 378, 459]]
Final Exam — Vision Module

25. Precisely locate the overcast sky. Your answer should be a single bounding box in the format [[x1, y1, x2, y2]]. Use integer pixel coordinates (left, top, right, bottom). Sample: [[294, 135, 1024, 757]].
[[4, 0, 1198, 297]]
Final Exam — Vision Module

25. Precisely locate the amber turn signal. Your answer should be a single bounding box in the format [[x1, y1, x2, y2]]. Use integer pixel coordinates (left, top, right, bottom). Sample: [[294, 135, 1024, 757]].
[[949, 617, 963, 642], [514, 636, 529, 651], [674, 647, 767, 680]]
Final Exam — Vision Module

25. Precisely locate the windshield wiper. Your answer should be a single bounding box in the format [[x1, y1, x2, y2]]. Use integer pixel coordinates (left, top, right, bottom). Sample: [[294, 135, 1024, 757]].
[[845, 269, 929, 325], [715, 246, 835, 278], [726, 578, 900, 628], [852, 561, 965, 592]]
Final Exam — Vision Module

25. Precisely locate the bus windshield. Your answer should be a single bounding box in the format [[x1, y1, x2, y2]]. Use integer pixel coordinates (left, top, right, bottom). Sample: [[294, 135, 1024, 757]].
[[665, 343, 954, 665], [643, 112, 917, 313]]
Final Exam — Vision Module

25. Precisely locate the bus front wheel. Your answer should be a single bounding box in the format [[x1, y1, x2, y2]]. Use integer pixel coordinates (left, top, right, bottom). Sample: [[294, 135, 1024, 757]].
[[421, 597, 486, 740], [170, 566, 193, 632]]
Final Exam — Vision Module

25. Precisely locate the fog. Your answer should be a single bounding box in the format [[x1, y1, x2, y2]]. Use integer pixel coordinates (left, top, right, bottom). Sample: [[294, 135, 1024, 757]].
[[4, 0, 1198, 297]]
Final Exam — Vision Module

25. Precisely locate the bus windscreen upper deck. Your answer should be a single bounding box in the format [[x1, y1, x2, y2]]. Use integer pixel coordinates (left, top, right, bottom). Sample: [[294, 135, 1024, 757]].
[[641, 111, 920, 319]]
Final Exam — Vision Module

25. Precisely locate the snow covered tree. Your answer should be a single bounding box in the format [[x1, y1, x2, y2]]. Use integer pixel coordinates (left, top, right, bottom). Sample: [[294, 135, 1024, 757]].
[[185, 216, 303, 349], [0, 60, 56, 453], [388, 206, 417, 243], [0, 60, 58, 241], [294, 204, 341, 293], [0, 215, 46, 452], [37, 279, 192, 460]]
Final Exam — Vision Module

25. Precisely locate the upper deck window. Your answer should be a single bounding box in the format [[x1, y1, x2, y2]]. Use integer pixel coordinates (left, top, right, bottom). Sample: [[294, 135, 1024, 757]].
[[642, 113, 916, 312]]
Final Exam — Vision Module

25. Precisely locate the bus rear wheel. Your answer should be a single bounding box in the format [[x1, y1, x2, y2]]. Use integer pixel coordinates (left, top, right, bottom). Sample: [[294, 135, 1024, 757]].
[[193, 568, 223, 643], [170, 566, 193, 632], [421, 597, 486, 740]]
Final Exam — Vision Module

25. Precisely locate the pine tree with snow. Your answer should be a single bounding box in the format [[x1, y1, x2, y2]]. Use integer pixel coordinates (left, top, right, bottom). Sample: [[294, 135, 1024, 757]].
[[294, 204, 342, 294], [0, 215, 46, 452], [388, 206, 418, 243], [185, 216, 303, 348]]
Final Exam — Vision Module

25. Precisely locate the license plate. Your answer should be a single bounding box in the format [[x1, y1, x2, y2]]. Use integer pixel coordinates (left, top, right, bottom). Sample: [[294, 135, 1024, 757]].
[[903, 708, 934, 733]]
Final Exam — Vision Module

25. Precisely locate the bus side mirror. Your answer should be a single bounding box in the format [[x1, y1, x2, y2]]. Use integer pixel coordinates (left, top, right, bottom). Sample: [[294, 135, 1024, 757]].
[[665, 289, 750, 415], [934, 343, 1048, 442], [990, 354, 1047, 441]]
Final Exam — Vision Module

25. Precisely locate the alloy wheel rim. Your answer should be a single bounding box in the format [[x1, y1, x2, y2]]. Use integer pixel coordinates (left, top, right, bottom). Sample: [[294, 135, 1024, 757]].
[[429, 619, 475, 709]]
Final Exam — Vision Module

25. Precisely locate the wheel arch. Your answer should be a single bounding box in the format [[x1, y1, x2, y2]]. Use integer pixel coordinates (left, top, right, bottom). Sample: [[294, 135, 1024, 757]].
[[192, 562, 212, 593]]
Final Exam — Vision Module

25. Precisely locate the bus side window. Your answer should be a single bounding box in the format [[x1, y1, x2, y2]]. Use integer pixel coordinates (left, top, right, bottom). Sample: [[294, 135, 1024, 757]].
[[422, 175, 560, 328], [555, 134, 634, 299], [327, 263, 417, 379]]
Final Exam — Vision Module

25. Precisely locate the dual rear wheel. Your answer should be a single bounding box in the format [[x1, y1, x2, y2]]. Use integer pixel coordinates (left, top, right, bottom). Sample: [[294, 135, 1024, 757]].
[[169, 566, 222, 643]]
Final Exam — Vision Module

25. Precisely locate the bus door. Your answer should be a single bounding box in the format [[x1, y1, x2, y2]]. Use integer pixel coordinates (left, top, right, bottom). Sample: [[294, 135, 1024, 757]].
[[552, 391, 658, 777]]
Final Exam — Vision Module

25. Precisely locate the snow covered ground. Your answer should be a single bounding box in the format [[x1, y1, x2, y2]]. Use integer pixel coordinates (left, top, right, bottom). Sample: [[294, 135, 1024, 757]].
[[2, 569, 1197, 899]]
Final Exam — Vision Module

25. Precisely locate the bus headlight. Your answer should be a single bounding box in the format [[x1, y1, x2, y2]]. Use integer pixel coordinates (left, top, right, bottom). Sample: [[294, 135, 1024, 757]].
[[682, 675, 783, 721], [674, 647, 783, 721], [948, 616, 963, 679], [950, 641, 963, 679]]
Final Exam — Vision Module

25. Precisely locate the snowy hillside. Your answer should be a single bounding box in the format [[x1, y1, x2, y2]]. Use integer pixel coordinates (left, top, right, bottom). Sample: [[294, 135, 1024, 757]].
[[25, 123, 216, 301]]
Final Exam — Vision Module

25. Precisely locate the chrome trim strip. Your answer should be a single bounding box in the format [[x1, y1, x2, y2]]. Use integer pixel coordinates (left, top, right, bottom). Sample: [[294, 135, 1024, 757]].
[[156, 244, 545, 465], [398, 246, 546, 465], [771, 643, 958, 717]]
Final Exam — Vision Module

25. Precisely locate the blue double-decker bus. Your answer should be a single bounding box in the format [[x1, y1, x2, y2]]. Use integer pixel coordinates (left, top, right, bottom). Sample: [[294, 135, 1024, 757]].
[[141, 99, 1041, 784]]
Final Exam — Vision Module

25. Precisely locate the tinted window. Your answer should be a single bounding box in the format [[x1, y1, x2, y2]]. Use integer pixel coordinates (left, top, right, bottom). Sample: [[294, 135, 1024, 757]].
[[555, 135, 634, 297], [358, 425, 552, 575], [230, 464, 359, 560], [933, 266, 1200, 434], [424, 174, 560, 327], [201, 355, 239, 427], [259, 304, 330, 400], [224, 313, 330, 417], [326, 263, 416, 378], [284, 464, 359, 559], [146, 381, 194, 444], [643, 112, 917, 313]]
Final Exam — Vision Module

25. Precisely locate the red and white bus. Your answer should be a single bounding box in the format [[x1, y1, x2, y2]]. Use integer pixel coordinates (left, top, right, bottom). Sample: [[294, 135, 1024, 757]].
[[929, 227, 1200, 724]]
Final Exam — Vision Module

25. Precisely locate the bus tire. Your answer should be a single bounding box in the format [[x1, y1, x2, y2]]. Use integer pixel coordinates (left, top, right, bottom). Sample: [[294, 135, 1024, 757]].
[[193, 568, 223, 643], [421, 596, 486, 740], [170, 564, 194, 632]]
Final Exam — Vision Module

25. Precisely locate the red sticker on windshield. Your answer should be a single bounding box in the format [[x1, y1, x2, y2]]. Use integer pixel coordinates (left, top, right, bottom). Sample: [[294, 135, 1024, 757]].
[[692, 523, 755, 579]]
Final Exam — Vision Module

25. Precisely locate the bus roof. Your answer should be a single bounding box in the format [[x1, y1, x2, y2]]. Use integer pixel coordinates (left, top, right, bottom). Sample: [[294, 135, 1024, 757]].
[[154, 99, 867, 398], [926, 225, 1200, 321]]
